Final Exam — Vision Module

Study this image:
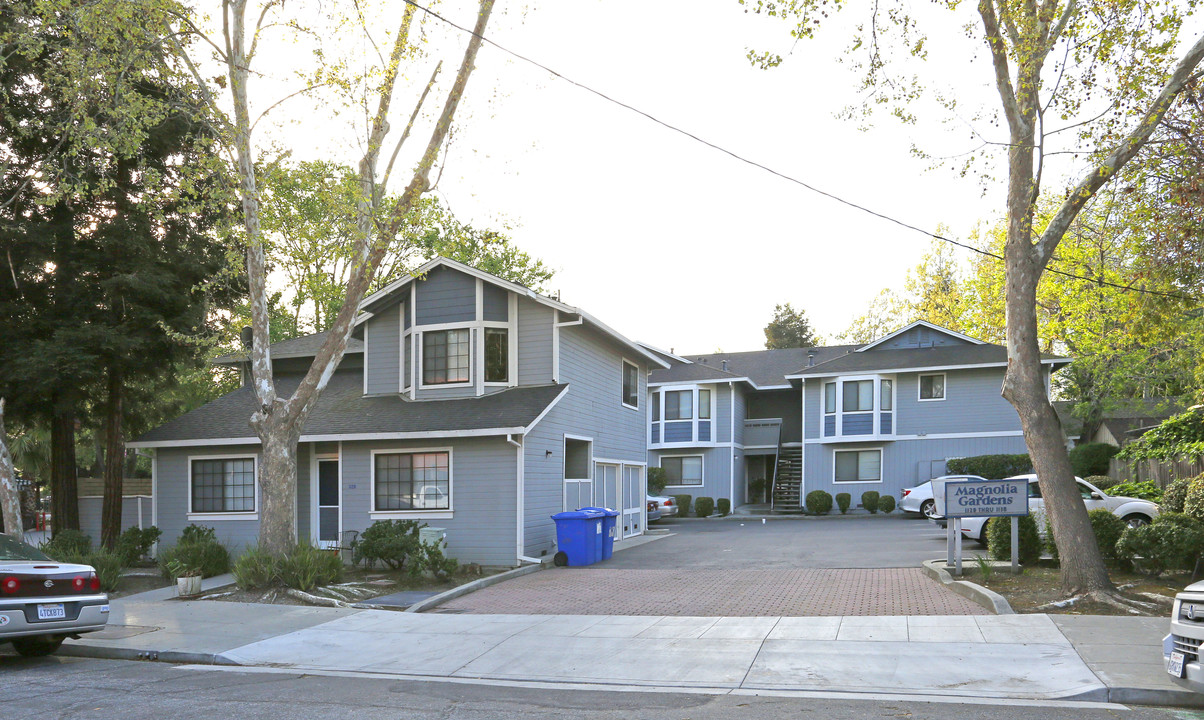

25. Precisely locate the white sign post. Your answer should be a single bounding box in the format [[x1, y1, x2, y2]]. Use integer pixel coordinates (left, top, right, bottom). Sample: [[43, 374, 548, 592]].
[[938, 478, 1029, 575]]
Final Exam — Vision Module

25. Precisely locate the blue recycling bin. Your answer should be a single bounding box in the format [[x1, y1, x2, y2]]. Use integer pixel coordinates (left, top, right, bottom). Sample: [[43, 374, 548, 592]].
[[580, 507, 620, 560], [551, 509, 606, 566]]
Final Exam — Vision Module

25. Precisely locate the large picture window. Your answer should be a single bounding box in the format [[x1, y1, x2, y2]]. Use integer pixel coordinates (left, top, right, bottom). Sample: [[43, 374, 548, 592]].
[[484, 327, 508, 383], [191, 458, 255, 513], [919, 373, 946, 401], [665, 390, 693, 420], [423, 329, 470, 385], [374, 451, 451, 511], [842, 380, 873, 412], [834, 449, 882, 483], [622, 360, 640, 408], [662, 456, 703, 486]]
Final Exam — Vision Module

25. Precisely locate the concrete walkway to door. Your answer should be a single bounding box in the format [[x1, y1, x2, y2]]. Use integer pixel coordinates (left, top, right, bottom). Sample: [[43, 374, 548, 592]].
[[435, 515, 986, 616]]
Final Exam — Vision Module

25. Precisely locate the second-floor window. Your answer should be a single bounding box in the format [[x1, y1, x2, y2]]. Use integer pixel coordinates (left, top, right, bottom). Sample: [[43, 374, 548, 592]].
[[665, 390, 692, 420], [843, 380, 873, 412], [919, 373, 945, 401], [423, 329, 470, 385], [484, 328, 508, 383], [622, 361, 640, 409]]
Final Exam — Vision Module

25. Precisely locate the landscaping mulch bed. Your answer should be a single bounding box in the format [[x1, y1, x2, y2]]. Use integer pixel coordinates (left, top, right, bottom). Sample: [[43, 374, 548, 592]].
[[194, 566, 496, 608], [971, 562, 1194, 616], [108, 572, 174, 599]]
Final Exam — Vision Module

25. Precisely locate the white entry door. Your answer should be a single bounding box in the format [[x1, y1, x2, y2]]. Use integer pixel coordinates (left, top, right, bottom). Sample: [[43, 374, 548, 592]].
[[595, 463, 620, 510], [622, 465, 643, 538], [316, 458, 340, 548]]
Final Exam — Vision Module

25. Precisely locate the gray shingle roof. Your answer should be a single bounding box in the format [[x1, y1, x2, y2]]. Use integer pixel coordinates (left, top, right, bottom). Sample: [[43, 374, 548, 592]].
[[130, 373, 567, 446], [651, 346, 860, 387], [793, 344, 1069, 376], [213, 331, 364, 365]]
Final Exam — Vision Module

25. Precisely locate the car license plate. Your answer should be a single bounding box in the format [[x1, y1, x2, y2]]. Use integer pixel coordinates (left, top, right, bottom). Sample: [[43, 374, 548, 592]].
[[1168, 650, 1187, 678], [37, 603, 66, 621]]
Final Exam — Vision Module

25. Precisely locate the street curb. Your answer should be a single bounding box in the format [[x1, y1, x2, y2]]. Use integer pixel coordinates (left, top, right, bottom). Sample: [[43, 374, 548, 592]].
[[1106, 685, 1204, 708], [404, 562, 545, 613], [57, 642, 240, 666], [921, 559, 1014, 615]]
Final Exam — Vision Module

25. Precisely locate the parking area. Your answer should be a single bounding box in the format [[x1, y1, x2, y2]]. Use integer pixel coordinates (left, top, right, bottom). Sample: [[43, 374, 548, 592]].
[[435, 515, 989, 616]]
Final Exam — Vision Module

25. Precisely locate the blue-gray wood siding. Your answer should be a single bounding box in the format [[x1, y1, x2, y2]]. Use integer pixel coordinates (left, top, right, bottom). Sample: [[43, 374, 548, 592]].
[[875, 326, 973, 350], [517, 297, 553, 385], [843, 413, 873, 435], [337, 437, 517, 567], [733, 384, 746, 446], [698, 421, 711, 442], [363, 303, 400, 394], [297, 443, 311, 541], [78, 497, 153, 544], [483, 283, 508, 322], [880, 413, 893, 435], [154, 445, 264, 552], [651, 425, 659, 443], [715, 383, 732, 443], [746, 389, 802, 443], [522, 323, 647, 559], [648, 446, 729, 507], [801, 435, 1028, 504], [415, 265, 475, 325], [664, 422, 692, 442], [824, 415, 836, 436], [894, 367, 1021, 436]]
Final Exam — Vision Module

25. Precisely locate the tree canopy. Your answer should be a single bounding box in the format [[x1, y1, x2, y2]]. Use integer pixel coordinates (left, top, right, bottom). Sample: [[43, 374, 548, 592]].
[[764, 303, 821, 348]]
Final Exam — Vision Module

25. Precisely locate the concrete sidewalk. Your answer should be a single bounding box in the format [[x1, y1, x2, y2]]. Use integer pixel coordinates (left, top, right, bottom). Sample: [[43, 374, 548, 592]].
[[57, 580, 1204, 707]]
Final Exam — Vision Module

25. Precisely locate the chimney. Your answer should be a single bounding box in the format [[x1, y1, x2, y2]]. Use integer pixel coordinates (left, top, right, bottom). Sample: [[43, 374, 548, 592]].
[[721, 360, 728, 372]]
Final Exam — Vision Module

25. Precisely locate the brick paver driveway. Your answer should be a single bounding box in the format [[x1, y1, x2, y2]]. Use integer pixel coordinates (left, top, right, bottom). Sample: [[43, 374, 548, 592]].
[[437, 515, 988, 616]]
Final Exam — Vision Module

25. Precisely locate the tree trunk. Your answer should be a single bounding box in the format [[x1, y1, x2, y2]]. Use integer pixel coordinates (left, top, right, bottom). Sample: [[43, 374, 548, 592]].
[[50, 401, 79, 534], [101, 365, 124, 550], [255, 420, 301, 556], [0, 399, 23, 537]]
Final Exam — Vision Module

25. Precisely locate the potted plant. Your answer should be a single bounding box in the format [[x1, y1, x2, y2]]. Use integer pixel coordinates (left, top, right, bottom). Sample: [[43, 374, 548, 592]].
[[168, 559, 203, 597]]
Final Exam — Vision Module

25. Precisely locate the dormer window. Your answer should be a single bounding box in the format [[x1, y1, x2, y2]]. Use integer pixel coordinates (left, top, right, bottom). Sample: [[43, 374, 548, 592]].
[[423, 329, 470, 385]]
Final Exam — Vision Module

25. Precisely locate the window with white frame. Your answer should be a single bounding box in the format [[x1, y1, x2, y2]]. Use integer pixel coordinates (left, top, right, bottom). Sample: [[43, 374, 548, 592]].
[[423, 330, 470, 384], [484, 327, 508, 383], [842, 380, 873, 412], [919, 373, 945, 401], [191, 458, 255, 513], [665, 389, 692, 420], [622, 360, 640, 408], [373, 451, 451, 511], [880, 379, 893, 410], [824, 382, 836, 415], [834, 449, 882, 483], [662, 456, 703, 486], [698, 389, 711, 419]]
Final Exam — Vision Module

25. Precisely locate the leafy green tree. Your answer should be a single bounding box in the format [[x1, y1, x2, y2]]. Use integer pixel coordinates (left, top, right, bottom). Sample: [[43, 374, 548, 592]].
[[764, 303, 821, 348]]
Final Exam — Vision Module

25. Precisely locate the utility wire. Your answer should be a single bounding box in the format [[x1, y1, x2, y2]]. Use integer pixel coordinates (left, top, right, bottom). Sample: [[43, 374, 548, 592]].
[[403, 0, 1199, 304]]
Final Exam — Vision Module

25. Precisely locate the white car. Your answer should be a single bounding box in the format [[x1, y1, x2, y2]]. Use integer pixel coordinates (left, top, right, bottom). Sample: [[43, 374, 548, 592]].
[[1167, 581, 1204, 692], [1, 534, 109, 657], [900, 475, 988, 519], [957, 473, 1160, 544]]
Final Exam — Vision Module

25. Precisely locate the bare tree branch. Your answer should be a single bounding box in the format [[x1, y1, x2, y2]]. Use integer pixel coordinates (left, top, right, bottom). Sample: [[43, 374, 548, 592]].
[[979, 0, 1024, 133]]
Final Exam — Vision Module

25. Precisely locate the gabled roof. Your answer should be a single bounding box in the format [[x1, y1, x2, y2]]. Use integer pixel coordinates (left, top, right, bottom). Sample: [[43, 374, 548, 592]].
[[635, 341, 693, 366], [128, 372, 568, 448], [855, 320, 985, 352], [354, 256, 668, 369], [648, 345, 858, 388], [213, 331, 364, 365], [791, 343, 1069, 377]]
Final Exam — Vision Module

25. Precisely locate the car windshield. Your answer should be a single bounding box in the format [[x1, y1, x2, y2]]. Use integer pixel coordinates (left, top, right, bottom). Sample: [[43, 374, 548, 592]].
[[0, 534, 52, 561]]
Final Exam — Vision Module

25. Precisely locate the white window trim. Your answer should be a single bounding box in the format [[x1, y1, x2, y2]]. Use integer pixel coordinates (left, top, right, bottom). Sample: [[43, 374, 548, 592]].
[[187, 453, 259, 520], [563, 434, 594, 511], [310, 450, 342, 547], [369, 446, 454, 518], [660, 453, 705, 488], [621, 358, 641, 411], [417, 325, 474, 390], [817, 375, 896, 442], [918, 372, 947, 402], [649, 384, 718, 446], [832, 447, 884, 484]]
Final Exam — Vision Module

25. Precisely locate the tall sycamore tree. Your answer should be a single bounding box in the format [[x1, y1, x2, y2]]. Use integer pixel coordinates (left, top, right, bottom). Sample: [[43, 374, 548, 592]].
[[746, 0, 1204, 601]]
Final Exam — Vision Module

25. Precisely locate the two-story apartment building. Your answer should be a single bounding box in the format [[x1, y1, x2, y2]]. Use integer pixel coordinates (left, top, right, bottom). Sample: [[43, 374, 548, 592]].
[[129, 257, 667, 566], [644, 321, 1069, 511]]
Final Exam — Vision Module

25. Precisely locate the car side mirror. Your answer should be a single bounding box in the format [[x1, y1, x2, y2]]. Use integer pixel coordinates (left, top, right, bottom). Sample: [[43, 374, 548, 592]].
[[1090, 492, 1102, 500]]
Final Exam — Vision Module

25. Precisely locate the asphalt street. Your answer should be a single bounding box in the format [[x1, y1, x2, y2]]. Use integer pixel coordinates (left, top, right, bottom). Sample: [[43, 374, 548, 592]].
[[0, 654, 1192, 720]]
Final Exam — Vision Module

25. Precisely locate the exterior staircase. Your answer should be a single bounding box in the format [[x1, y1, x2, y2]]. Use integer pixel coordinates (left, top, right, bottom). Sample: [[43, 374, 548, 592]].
[[771, 446, 803, 512]]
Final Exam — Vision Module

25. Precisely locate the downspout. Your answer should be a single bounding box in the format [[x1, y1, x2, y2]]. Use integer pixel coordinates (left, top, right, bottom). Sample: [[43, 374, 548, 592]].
[[729, 381, 735, 508], [508, 434, 541, 565], [799, 378, 806, 508]]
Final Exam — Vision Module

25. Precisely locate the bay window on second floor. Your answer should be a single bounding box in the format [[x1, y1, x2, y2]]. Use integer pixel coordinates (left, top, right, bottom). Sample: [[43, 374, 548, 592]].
[[821, 375, 894, 440], [650, 385, 714, 445]]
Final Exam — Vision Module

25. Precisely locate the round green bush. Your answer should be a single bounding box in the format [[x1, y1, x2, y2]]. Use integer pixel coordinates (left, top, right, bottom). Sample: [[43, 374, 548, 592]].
[[861, 491, 880, 514], [158, 539, 231, 579], [694, 496, 715, 517], [1183, 476, 1204, 522], [1085, 475, 1118, 490], [672, 495, 693, 517], [1116, 513, 1204, 576], [878, 495, 896, 514], [1088, 508, 1126, 563], [1164, 476, 1195, 513], [835, 493, 851, 514], [945, 454, 1032, 479], [717, 498, 731, 516], [41, 529, 92, 558], [987, 515, 1042, 565], [805, 490, 833, 515], [1069, 442, 1120, 477]]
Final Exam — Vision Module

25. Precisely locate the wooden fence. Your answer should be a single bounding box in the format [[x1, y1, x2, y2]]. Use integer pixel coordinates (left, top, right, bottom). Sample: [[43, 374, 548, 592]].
[[1108, 456, 1204, 488]]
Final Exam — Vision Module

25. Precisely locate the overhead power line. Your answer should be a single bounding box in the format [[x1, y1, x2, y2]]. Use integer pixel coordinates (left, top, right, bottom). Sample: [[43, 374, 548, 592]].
[[402, 0, 1199, 304]]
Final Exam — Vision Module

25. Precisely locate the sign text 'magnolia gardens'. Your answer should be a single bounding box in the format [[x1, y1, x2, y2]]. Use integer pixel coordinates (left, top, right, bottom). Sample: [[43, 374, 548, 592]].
[[942, 479, 1029, 518]]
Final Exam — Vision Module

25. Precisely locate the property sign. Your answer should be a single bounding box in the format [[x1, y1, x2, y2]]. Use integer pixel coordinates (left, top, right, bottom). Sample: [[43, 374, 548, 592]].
[[942, 478, 1029, 518]]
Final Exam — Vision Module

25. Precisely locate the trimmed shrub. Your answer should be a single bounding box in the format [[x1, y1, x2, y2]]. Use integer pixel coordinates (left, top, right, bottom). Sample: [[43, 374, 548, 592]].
[[672, 495, 693, 517], [1105, 480, 1162, 502], [647, 467, 667, 495], [1117, 513, 1204, 576], [717, 498, 731, 516], [116, 526, 162, 565], [694, 496, 715, 517], [41, 529, 92, 558], [233, 546, 277, 590], [1069, 443, 1120, 477], [1183, 475, 1204, 522], [1164, 476, 1194, 513], [861, 491, 880, 514], [987, 515, 1042, 565], [158, 538, 230, 580], [277, 544, 344, 591], [835, 493, 851, 514], [180, 524, 218, 544], [420, 541, 459, 580], [85, 548, 125, 592], [805, 490, 833, 515], [945, 453, 1031, 479], [1086, 475, 1119, 490], [1044, 516, 1059, 560], [352, 520, 425, 571], [878, 495, 896, 514], [1088, 508, 1127, 564]]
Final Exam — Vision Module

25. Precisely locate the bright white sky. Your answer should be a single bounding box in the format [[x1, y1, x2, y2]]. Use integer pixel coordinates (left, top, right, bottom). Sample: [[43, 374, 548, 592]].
[[247, 0, 1038, 353]]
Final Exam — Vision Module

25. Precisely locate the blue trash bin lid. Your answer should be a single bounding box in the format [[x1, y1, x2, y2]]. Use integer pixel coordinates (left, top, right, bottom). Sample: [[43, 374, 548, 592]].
[[579, 506, 620, 517], [551, 509, 606, 520]]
